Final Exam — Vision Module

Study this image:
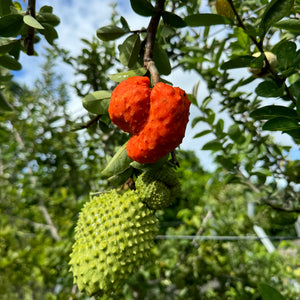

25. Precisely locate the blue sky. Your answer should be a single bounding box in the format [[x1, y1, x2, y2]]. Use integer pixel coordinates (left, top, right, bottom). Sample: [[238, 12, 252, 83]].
[[13, 0, 300, 170]]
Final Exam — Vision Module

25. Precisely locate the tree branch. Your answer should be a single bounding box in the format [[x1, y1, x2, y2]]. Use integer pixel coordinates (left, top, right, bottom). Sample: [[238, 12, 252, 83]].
[[143, 0, 166, 85], [25, 0, 36, 55]]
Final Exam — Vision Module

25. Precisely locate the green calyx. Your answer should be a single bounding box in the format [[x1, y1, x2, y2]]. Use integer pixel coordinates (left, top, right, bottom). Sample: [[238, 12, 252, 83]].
[[69, 189, 158, 297], [135, 164, 181, 210]]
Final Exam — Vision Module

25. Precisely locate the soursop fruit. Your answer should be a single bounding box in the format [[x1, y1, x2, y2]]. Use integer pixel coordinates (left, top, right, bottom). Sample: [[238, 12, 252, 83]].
[[69, 189, 158, 297], [135, 164, 181, 210]]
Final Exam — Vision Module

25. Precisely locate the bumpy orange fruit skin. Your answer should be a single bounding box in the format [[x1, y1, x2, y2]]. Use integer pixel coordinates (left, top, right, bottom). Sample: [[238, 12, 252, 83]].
[[108, 76, 151, 135], [126, 82, 191, 164]]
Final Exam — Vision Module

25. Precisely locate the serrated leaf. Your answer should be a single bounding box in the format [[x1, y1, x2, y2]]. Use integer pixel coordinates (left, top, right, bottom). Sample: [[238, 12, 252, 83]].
[[250, 105, 298, 120], [162, 11, 186, 28], [262, 117, 299, 131], [274, 19, 300, 33], [97, 25, 128, 41], [0, 54, 21, 70], [184, 13, 232, 27], [202, 140, 223, 151], [259, 0, 294, 37], [221, 56, 254, 70], [130, 0, 155, 17], [118, 34, 141, 68], [255, 81, 283, 97], [108, 68, 147, 82], [23, 15, 44, 30], [82, 90, 111, 115], [0, 14, 23, 37], [257, 283, 285, 300], [0, 90, 13, 111], [153, 43, 171, 75], [102, 143, 132, 177]]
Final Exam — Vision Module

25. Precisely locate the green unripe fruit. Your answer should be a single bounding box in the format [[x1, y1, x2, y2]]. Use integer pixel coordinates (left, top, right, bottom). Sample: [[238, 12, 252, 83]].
[[135, 164, 181, 210], [69, 189, 158, 297]]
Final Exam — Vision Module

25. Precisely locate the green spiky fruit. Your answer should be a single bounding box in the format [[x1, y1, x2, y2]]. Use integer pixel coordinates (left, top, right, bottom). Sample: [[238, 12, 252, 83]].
[[69, 189, 158, 297], [135, 164, 181, 210]]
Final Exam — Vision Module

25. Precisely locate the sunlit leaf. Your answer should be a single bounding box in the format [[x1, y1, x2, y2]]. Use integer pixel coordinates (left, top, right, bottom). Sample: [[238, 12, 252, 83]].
[[24, 15, 45, 30], [108, 68, 147, 82], [82, 90, 111, 115], [102, 142, 132, 177]]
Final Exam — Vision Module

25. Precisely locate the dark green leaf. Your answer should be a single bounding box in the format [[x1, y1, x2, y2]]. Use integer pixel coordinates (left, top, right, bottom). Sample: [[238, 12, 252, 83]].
[[259, 0, 294, 37], [262, 117, 299, 131], [107, 167, 133, 187], [250, 105, 298, 120], [216, 155, 235, 171], [0, 39, 18, 54], [284, 128, 300, 140], [118, 34, 141, 68], [0, 90, 13, 111], [39, 23, 58, 45], [120, 16, 130, 31], [23, 15, 44, 30], [162, 11, 187, 28], [82, 90, 111, 115], [228, 123, 242, 141], [255, 81, 283, 97], [0, 14, 23, 37], [184, 13, 232, 27], [37, 13, 60, 26], [39, 5, 53, 14], [96, 25, 128, 41], [221, 56, 254, 70], [0, 0, 13, 16], [276, 41, 296, 69], [153, 43, 171, 75], [202, 140, 223, 151], [161, 24, 176, 39], [108, 68, 147, 82], [130, 155, 169, 171], [191, 116, 205, 128], [130, 0, 155, 16], [258, 283, 285, 300], [187, 93, 197, 106], [0, 54, 21, 70], [274, 19, 300, 33], [102, 142, 132, 177], [193, 129, 212, 139]]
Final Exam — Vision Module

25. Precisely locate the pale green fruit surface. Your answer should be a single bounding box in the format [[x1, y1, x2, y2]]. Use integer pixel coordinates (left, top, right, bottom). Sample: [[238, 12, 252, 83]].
[[69, 189, 158, 297]]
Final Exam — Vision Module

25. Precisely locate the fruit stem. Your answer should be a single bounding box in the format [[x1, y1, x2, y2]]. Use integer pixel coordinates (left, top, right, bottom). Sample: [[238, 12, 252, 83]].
[[144, 0, 166, 85]]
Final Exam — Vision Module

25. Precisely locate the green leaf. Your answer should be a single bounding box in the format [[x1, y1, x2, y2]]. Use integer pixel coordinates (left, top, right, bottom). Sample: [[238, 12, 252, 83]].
[[0, 14, 23, 37], [284, 128, 300, 140], [191, 116, 205, 128], [37, 12, 60, 27], [202, 140, 223, 151], [228, 123, 242, 142], [184, 13, 232, 27], [216, 155, 235, 171], [0, 0, 13, 16], [120, 16, 130, 31], [82, 90, 111, 115], [221, 56, 254, 70], [187, 93, 197, 106], [130, 154, 169, 170], [0, 39, 18, 54], [0, 54, 21, 70], [255, 81, 283, 97], [276, 41, 297, 69], [39, 5, 53, 14], [23, 15, 45, 30], [250, 105, 298, 120], [130, 0, 155, 17], [97, 25, 128, 41], [118, 34, 141, 68], [153, 43, 171, 75], [274, 19, 300, 33], [259, 0, 294, 37], [108, 68, 147, 82], [0, 90, 13, 111], [39, 23, 58, 45], [107, 167, 133, 187], [257, 283, 285, 300], [193, 129, 212, 139], [162, 11, 187, 28], [102, 142, 133, 177], [262, 117, 299, 131]]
